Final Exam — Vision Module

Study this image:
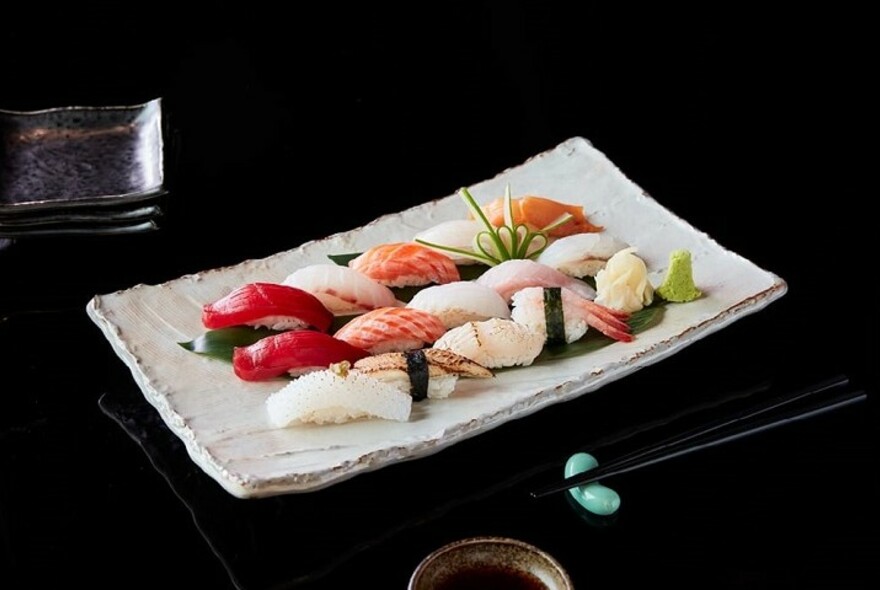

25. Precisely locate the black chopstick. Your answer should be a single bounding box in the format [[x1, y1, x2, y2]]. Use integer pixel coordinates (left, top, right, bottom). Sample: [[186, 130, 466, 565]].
[[530, 377, 865, 499]]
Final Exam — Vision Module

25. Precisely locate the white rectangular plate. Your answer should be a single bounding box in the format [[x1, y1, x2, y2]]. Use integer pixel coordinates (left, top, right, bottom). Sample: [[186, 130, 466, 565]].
[[87, 137, 787, 498]]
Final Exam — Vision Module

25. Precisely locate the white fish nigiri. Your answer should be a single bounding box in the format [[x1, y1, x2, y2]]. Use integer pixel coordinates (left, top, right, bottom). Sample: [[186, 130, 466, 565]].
[[536, 233, 630, 277], [266, 362, 411, 426], [407, 281, 511, 329], [432, 318, 544, 368], [475, 259, 596, 302], [413, 219, 484, 265], [283, 264, 401, 315]]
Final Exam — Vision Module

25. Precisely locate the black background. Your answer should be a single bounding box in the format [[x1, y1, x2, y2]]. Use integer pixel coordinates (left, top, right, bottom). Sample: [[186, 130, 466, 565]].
[[1, 4, 875, 589]]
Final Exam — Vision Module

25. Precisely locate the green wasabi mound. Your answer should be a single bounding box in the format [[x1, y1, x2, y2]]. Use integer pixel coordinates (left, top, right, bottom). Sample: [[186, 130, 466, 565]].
[[656, 249, 702, 302]]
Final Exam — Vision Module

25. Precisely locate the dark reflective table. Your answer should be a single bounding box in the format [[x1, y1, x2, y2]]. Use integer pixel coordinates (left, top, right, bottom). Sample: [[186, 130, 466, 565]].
[[1, 7, 875, 589]]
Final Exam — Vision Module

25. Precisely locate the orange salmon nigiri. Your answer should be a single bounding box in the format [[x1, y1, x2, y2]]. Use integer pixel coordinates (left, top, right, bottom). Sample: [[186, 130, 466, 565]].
[[480, 195, 602, 237], [334, 307, 448, 354], [349, 242, 460, 288]]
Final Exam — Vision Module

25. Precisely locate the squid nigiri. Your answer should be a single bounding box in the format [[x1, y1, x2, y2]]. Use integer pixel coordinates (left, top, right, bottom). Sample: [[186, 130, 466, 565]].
[[266, 362, 412, 426], [475, 259, 596, 302], [348, 242, 460, 287], [232, 330, 370, 381], [283, 264, 401, 315], [202, 282, 333, 332], [334, 307, 447, 354]]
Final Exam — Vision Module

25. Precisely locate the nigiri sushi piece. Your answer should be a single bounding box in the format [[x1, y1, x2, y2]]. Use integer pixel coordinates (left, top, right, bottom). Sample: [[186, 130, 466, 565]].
[[353, 348, 493, 400], [232, 330, 370, 381], [334, 307, 448, 354], [510, 286, 633, 344], [348, 242, 460, 287], [432, 318, 545, 369], [536, 233, 630, 278], [283, 263, 401, 315], [475, 259, 596, 302], [413, 219, 484, 265], [202, 282, 333, 331], [266, 362, 412, 426], [406, 281, 511, 330], [480, 195, 603, 237]]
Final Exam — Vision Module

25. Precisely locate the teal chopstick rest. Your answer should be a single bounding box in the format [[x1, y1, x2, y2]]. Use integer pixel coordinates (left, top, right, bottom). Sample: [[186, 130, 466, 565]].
[[565, 452, 621, 516]]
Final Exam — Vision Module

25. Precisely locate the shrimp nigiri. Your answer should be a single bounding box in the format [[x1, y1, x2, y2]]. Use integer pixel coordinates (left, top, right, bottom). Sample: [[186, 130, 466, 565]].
[[349, 242, 460, 287], [283, 264, 401, 315], [334, 307, 447, 354], [202, 282, 333, 332], [510, 286, 633, 344]]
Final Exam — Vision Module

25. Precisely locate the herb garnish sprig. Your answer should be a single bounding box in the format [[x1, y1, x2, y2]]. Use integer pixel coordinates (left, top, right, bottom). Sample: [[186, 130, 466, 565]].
[[415, 185, 573, 266]]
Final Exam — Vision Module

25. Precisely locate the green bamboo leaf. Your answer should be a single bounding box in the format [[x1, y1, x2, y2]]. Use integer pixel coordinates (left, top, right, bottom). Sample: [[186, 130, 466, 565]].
[[178, 326, 281, 362], [533, 303, 665, 363], [458, 264, 489, 281], [327, 253, 360, 265]]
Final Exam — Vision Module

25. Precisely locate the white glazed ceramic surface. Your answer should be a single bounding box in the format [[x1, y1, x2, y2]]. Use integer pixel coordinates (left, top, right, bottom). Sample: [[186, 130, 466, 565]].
[[87, 137, 787, 498]]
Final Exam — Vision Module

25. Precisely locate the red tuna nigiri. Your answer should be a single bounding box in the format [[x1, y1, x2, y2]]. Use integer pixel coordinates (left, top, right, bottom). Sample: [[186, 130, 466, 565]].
[[202, 282, 333, 332], [349, 242, 460, 287], [233, 330, 370, 381], [334, 307, 447, 354]]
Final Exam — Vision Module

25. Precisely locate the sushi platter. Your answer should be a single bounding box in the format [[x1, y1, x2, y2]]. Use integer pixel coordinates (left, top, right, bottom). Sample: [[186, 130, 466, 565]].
[[86, 136, 787, 498]]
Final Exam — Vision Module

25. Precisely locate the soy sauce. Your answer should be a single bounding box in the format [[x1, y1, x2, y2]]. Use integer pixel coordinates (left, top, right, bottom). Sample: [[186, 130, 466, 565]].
[[435, 564, 548, 590]]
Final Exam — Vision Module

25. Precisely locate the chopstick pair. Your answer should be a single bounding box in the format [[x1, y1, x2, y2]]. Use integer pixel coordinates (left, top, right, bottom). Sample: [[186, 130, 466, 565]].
[[530, 374, 866, 499]]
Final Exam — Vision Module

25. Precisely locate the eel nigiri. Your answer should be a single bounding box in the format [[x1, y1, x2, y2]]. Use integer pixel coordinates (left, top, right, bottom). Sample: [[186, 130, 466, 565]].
[[349, 242, 460, 287], [474, 259, 597, 302], [353, 348, 493, 400], [202, 282, 333, 331], [232, 330, 370, 381], [334, 307, 447, 354], [283, 264, 401, 315]]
